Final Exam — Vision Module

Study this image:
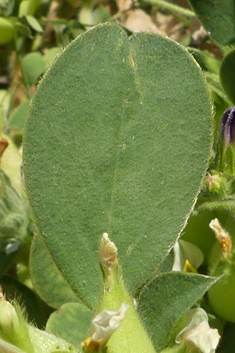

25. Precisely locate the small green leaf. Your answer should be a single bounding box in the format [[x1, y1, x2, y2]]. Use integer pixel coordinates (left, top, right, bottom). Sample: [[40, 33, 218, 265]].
[[19, 0, 41, 17], [138, 272, 218, 351], [188, 48, 220, 75], [19, 0, 30, 16], [14, 22, 32, 39], [205, 71, 231, 104], [220, 49, 235, 104], [25, 15, 43, 32], [43, 48, 61, 69], [30, 235, 81, 309], [0, 17, 14, 45], [21, 52, 46, 86], [46, 302, 93, 347], [188, 0, 235, 46], [8, 101, 30, 131], [78, 5, 110, 26]]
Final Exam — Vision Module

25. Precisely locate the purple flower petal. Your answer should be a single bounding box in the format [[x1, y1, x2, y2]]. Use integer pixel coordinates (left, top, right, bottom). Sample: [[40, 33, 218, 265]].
[[221, 106, 235, 144]]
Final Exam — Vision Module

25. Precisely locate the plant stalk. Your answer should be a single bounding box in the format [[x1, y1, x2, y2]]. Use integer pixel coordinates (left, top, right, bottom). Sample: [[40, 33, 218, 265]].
[[138, 0, 195, 18]]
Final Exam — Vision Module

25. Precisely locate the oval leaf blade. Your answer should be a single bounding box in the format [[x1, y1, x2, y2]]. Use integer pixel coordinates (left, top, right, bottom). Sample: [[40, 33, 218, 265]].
[[46, 302, 93, 347], [23, 23, 212, 309]]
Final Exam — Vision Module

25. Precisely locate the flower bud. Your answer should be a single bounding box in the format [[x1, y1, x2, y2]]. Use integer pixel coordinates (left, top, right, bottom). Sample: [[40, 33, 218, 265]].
[[221, 106, 235, 145], [207, 218, 235, 322], [209, 218, 232, 258], [0, 297, 33, 352], [203, 171, 230, 197], [0, 301, 21, 341], [99, 233, 118, 283]]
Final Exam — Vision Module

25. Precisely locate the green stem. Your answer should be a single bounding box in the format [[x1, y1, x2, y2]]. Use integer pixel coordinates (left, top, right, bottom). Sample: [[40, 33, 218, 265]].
[[99, 268, 156, 353], [138, 0, 195, 18]]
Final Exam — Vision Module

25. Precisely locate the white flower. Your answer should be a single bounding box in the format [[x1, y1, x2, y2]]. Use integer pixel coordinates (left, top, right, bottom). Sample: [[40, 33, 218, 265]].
[[91, 303, 129, 345], [82, 303, 129, 350], [172, 240, 204, 272], [175, 308, 220, 353]]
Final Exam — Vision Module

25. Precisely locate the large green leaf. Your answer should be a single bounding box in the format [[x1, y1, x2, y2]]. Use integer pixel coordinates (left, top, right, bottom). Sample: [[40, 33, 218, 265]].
[[188, 0, 235, 46], [30, 234, 81, 309], [138, 272, 218, 351], [23, 23, 212, 309]]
